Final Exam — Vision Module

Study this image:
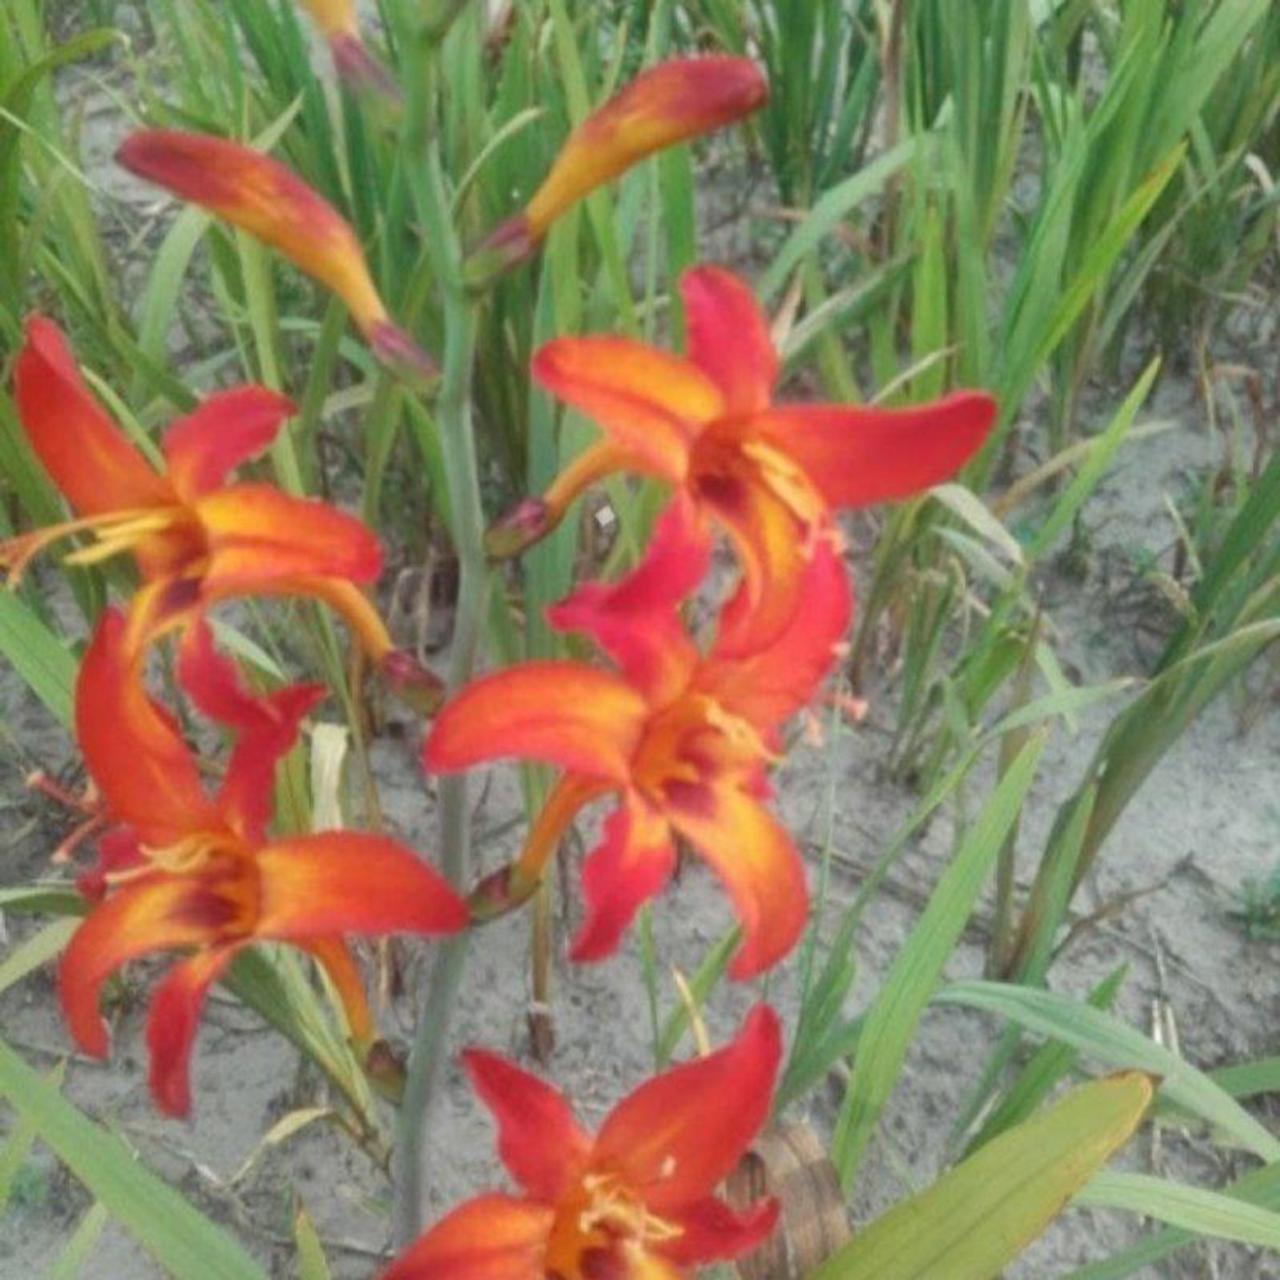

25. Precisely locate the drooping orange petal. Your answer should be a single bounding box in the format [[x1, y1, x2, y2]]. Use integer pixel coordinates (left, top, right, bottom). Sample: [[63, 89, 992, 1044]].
[[701, 526, 851, 728], [59, 875, 226, 1060], [593, 1004, 781, 1211], [76, 609, 217, 846], [751, 390, 997, 508], [254, 833, 469, 939], [15, 315, 173, 516], [690, 447, 812, 657], [535, 58, 766, 241], [176, 620, 324, 841], [300, 936, 375, 1044], [662, 1195, 780, 1266], [162, 386, 295, 500], [424, 662, 648, 782], [146, 945, 237, 1117], [664, 782, 807, 979], [116, 131, 433, 382], [462, 1050, 592, 1200], [569, 795, 676, 964], [511, 772, 614, 890], [547, 496, 707, 703], [196, 482, 383, 594], [534, 337, 720, 469], [682, 266, 777, 415], [380, 1194, 552, 1280]]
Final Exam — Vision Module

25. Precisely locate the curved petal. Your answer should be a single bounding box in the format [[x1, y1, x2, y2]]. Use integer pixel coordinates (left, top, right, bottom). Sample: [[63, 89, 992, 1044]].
[[163, 386, 295, 500], [570, 797, 676, 964], [254, 833, 469, 940], [692, 453, 812, 657], [621, 1252, 687, 1279], [593, 1005, 782, 1211], [58, 875, 226, 1059], [176, 620, 324, 840], [512, 773, 614, 887], [380, 1194, 552, 1280], [15, 315, 173, 515], [533, 337, 719, 468], [522, 57, 768, 241], [547, 497, 707, 703], [300, 936, 374, 1044], [146, 946, 236, 1117], [662, 1194, 779, 1265], [752, 390, 997, 508], [664, 783, 807, 979], [424, 662, 647, 782], [76, 609, 216, 845], [701, 527, 852, 728], [196, 483, 383, 593], [682, 266, 776, 414], [462, 1050, 592, 1200]]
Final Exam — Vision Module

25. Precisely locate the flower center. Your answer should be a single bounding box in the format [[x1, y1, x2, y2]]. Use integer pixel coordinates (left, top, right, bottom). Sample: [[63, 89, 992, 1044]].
[[546, 1172, 681, 1280]]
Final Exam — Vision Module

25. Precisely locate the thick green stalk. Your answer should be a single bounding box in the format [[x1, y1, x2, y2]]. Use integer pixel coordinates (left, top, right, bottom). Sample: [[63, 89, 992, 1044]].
[[390, 19, 491, 1248]]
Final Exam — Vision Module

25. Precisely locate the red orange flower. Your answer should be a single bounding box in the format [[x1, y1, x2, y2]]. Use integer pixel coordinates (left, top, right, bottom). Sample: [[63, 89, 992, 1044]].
[[490, 265, 996, 653], [116, 131, 435, 385], [382, 1004, 781, 1280], [61, 610, 468, 1116], [426, 497, 850, 978], [295, 0, 399, 101], [0, 316, 440, 707], [465, 58, 768, 287]]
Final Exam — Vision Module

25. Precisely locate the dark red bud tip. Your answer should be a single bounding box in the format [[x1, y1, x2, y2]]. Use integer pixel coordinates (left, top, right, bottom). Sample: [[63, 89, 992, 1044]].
[[485, 497, 552, 559], [467, 865, 540, 923], [462, 215, 538, 293], [363, 1038, 407, 1103], [379, 649, 445, 716], [369, 323, 440, 391], [329, 34, 403, 107]]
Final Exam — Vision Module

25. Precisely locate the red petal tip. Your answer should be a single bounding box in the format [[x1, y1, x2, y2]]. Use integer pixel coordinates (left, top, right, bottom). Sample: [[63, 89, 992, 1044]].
[[329, 34, 402, 105], [379, 649, 445, 716], [368, 323, 439, 389], [463, 215, 537, 292]]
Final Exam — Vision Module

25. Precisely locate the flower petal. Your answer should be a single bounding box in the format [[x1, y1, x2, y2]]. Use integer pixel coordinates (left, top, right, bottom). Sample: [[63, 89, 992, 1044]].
[[76, 609, 216, 845], [547, 497, 707, 702], [752, 390, 997, 507], [196, 482, 382, 593], [682, 266, 777, 414], [146, 946, 236, 1117], [533, 337, 719, 473], [162, 386, 295, 500], [254, 832, 469, 939], [569, 796, 676, 964], [15, 315, 173, 515], [59, 875, 226, 1060], [118, 131, 385, 335], [701, 526, 851, 728], [380, 1194, 552, 1280], [593, 1004, 782, 1211], [424, 662, 647, 782], [462, 1050, 592, 1200], [664, 783, 807, 979], [524, 57, 767, 241], [300, 936, 374, 1044], [691, 450, 812, 657], [662, 1194, 779, 1266], [176, 620, 324, 841]]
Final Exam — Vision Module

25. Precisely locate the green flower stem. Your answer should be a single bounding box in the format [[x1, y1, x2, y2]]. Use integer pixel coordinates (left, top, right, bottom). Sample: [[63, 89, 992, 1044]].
[[390, 21, 491, 1248]]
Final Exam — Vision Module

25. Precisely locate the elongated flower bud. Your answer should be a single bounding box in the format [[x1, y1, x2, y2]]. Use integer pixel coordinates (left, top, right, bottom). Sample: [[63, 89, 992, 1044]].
[[118, 131, 436, 387], [465, 56, 767, 289]]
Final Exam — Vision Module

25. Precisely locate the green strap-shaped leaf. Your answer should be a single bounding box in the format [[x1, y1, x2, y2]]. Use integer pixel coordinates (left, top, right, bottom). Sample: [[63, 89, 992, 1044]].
[[810, 1072, 1153, 1280], [0, 1037, 268, 1280]]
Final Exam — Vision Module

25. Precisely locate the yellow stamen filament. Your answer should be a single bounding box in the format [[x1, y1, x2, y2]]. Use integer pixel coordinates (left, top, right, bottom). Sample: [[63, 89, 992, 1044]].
[[0, 506, 181, 584], [741, 438, 826, 527], [703, 698, 779, 764], [578, 1173, 683, 1248], [106, 832, 239, 888]]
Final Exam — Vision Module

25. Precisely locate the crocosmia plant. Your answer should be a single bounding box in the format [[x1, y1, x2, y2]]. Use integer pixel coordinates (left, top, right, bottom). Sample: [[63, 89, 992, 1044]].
[[5, 3, 1214, 1276]]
